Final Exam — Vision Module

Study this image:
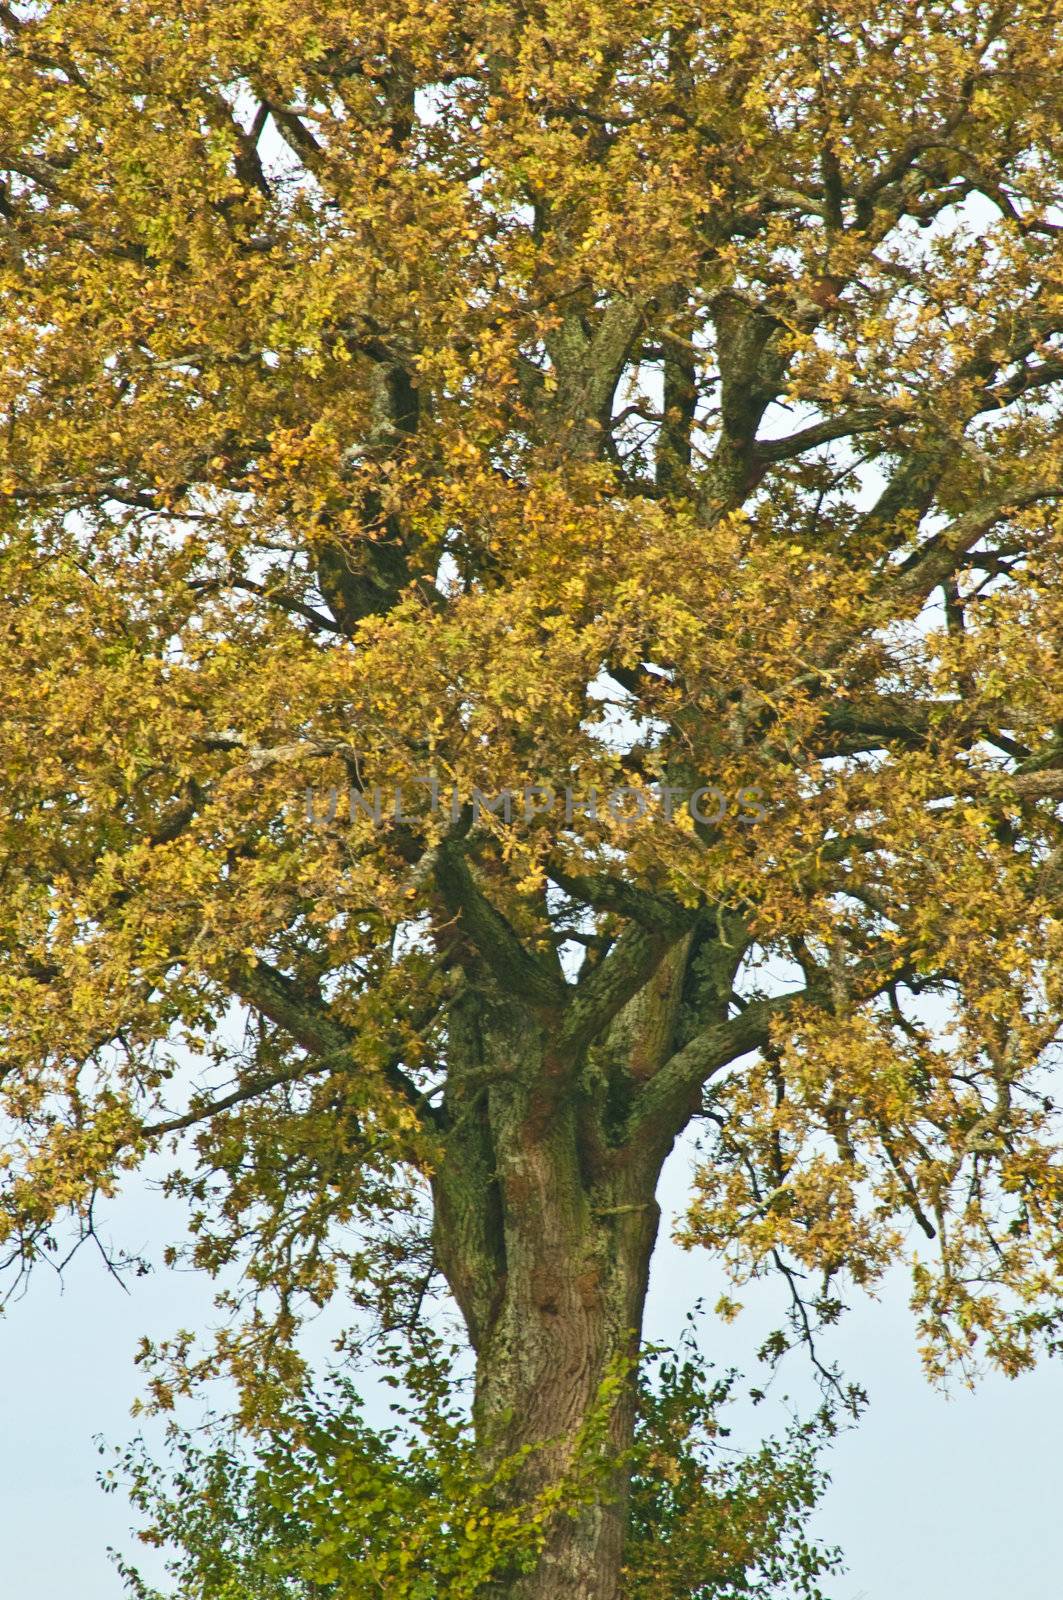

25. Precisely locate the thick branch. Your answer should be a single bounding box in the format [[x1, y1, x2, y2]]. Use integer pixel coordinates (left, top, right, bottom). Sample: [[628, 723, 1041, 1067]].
[[560, 913, 695, 1058], [546, 863, 687, 932], [432, 841, 567, 1017], [897, 479, 1063, 599], [622, 990, 807, 1151], [755, 405, 893, 463]]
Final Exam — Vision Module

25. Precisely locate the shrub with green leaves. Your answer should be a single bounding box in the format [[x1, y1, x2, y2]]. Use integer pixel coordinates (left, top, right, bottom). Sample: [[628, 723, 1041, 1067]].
[[105, 1340, 841, 1600]]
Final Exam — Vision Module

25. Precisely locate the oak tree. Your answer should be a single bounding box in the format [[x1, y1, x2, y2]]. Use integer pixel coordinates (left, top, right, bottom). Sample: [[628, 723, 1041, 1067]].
[[3, 2, 1063, 1595]]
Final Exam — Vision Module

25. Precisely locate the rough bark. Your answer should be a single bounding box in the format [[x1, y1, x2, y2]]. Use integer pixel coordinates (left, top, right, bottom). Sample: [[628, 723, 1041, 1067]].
[[432, 967, 693, 1600], [472, 1166, 659, 1600]]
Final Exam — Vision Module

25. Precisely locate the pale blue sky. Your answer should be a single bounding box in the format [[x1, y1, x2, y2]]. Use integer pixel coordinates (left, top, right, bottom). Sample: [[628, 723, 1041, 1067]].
[[2, 1133, 1060, 1600]]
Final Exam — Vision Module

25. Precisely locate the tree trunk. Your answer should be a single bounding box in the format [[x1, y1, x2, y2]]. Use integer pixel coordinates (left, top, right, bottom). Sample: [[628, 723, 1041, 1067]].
[[433, 994, 679, 1600], [472, 1154, 660, 1599]]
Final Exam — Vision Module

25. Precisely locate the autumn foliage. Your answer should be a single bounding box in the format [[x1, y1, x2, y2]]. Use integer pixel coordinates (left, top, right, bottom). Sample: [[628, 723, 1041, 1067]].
[[3, 2, 1063, 1594]]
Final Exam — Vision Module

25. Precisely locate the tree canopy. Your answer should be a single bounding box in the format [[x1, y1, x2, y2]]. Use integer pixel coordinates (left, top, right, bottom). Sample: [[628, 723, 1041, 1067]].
[[3, 1, 1063, 1594]]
